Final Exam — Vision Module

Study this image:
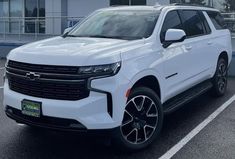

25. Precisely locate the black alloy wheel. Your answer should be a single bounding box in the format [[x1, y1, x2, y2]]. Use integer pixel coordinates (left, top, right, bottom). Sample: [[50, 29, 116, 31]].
[[112, 87, 163, 151], [212, 58, 228, 97]]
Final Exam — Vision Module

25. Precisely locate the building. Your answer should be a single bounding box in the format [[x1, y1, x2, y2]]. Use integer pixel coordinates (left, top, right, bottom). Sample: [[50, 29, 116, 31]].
[[0, 0, 234, 36], [0, 0, 235, 75]]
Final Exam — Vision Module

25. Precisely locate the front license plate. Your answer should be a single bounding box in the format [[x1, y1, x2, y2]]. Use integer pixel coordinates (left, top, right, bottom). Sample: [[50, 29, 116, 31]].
[[21, 100, 41, 118]]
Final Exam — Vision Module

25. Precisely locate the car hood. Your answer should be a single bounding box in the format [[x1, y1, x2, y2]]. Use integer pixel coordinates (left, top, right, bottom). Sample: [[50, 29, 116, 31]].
[[7, 36, 143, 66]]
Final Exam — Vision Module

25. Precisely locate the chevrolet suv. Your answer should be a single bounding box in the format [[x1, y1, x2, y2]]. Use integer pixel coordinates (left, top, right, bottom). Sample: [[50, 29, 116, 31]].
[[4, 5, 232, 151]]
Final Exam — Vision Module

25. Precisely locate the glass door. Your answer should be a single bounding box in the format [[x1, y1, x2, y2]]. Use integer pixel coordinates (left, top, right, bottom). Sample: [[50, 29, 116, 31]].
[[25, 0, 45, 33]]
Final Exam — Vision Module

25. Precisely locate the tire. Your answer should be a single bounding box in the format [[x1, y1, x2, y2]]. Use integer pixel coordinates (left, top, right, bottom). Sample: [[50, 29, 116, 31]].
[[211, 58, 228, 97], [112, 87, 163, 151]]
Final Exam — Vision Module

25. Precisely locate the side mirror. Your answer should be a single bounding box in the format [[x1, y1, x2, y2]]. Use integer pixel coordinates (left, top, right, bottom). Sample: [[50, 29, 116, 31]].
[[163, 29, 186, 48], [63, 27, 72, 34]]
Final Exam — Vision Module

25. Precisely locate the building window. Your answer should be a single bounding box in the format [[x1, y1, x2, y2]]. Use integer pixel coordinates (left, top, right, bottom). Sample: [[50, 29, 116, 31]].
[[25, 0, 45, 33], [0, 0, 23, 33], [10, 0, 23, 33], [110, 0, 146, 6], [0, 0, 9, 33]]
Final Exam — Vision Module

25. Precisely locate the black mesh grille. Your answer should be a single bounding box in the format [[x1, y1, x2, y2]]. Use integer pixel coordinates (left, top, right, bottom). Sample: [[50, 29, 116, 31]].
[[7, 60, 90, 100], [8, 60, 79, 74]]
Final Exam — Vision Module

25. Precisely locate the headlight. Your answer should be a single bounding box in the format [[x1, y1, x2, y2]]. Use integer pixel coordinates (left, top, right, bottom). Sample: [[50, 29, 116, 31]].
[[78, 62, 121, 77], [3, 59, 8, 82]]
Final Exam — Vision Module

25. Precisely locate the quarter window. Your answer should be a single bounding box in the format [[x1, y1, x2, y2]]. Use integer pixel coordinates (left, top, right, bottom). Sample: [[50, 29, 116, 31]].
[[160, 10, 183, 42], [198, 11, 211, 34], [207, 11, 226, 30], [180, 10, 205, 37]]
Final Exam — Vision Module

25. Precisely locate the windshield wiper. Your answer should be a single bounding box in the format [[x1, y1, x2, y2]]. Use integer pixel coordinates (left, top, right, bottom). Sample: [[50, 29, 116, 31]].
[[61, 32, 78, 38], [62, 33, 83, 38], [87, 35, 113, 39], [85, 35, 142, 40], [63, 34, 142, 40]]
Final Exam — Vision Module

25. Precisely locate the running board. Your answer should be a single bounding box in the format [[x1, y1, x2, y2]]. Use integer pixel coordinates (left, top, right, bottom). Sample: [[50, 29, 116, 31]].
[[163, 80, 213, 114]]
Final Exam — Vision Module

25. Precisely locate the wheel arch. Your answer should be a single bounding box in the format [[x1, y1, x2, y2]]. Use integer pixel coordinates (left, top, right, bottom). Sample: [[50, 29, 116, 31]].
[[218, 51, 229, 65], [130, 75, 161, 101]]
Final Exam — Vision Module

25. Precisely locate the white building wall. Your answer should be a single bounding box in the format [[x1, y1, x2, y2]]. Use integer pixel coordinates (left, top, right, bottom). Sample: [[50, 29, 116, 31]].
[[67, 0, 109, 17], [45, 0, 67, 35]]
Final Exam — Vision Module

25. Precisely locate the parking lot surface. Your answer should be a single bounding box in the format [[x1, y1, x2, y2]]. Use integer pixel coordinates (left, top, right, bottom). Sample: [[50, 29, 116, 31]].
[[173, 100, 235, 159], [0, 59, 235, 159]]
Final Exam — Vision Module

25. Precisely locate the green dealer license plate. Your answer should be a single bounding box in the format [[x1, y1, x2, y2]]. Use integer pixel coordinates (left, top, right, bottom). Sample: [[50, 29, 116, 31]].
[[21, 100, 42, 118]]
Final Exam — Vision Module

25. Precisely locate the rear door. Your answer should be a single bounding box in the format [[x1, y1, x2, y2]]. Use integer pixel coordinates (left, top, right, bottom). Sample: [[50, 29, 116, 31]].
[[179, 10, 213, 81]]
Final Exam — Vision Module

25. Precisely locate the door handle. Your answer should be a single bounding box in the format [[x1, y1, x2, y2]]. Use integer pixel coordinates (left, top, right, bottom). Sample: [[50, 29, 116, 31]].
[[207, 41, 213, 45], [185, 46, 192, 50]]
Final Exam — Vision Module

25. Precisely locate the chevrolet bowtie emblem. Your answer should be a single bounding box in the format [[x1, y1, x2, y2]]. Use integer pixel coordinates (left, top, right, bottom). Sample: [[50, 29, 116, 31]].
[[25, 72, 40, 80]]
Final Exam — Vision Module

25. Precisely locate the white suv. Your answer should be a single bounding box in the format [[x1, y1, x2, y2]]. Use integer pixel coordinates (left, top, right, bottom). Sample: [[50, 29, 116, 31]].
[[4, 5, 232, 150]]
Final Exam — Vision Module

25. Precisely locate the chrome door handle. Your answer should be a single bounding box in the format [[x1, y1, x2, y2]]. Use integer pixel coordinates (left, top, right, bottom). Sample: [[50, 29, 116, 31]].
[[185, 46, 192, 50], [207, 41, 213, 45]]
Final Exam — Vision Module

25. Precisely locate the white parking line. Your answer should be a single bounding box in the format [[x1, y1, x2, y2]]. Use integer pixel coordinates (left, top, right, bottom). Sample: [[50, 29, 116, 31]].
[[159, 94, 235, 159], [0, 86, 4, 89], [0, 67, 5, 70]]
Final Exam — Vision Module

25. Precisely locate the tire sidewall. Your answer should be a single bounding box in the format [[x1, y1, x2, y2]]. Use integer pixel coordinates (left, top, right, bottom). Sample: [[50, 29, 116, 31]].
[[212, 58, 228, 96], [112, 87, 163, 151]]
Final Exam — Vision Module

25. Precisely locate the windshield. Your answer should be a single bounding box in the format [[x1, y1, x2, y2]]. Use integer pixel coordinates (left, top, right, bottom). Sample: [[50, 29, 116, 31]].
[[68, 10, 160, 40]]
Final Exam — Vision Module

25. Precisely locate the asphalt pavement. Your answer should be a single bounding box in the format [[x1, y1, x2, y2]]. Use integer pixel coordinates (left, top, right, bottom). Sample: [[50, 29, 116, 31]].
[[0, 59, 235, 159]]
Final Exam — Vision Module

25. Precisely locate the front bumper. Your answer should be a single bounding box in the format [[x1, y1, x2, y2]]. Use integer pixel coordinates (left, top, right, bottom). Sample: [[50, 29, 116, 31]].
[[5, 105, 87, 131], [5, 106, 119, 135], [3, 73, 130, 130]]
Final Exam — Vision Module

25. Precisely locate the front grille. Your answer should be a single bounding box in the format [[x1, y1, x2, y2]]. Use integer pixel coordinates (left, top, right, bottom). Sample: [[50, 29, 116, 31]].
[[7, 60, 90, 100], [8, 60, 79, 74]]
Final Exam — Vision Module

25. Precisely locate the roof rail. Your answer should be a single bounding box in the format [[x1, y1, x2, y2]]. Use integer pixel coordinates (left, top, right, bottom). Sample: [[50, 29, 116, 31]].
[[171, 3, 214, 8]]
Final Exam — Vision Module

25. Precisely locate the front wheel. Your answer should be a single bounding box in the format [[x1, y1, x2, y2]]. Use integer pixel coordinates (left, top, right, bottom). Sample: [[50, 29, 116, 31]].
[[112, 87, 163, 151], [211, 58, 228, 97]]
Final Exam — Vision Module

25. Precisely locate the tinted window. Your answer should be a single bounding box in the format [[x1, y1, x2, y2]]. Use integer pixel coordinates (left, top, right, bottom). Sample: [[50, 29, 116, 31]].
[[180, 10, 205, 37], [207, 11, 226, 30], [198, 11, 211, 34], [160, 10, 183, 42]]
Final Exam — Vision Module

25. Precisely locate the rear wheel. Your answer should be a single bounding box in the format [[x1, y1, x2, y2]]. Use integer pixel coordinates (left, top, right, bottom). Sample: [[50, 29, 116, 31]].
[[211, 58, 228, 97], [112, 87, 163, 151]]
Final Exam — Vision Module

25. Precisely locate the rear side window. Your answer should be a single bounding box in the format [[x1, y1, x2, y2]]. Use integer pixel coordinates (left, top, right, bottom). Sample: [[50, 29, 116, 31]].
[[198, 11, 211, 34], [160, 10, 183, 42], [206, 11, 226, 30], [180, 10, 205, 37]]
